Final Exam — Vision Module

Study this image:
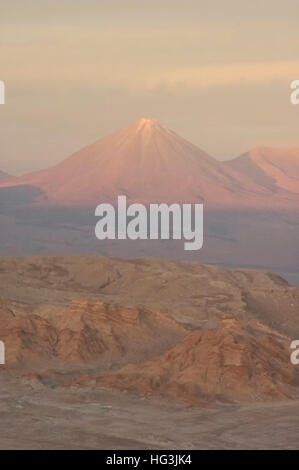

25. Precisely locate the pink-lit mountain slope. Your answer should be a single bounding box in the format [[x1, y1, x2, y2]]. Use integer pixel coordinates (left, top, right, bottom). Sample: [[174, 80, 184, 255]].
[[226, 147, 299, 206], [1, 120, 298, 209]]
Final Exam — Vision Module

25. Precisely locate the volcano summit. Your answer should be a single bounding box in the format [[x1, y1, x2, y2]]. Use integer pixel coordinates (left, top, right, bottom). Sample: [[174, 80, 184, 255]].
[[0, 118, 279, 208]]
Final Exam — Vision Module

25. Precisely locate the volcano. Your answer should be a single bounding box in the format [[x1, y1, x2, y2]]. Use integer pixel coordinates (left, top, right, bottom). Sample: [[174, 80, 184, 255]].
[[0, 118, 275, 208], [2, 119, 299, 209]]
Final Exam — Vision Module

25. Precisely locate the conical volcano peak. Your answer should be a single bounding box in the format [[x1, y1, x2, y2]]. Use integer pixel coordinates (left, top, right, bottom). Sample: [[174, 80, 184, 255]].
[[119, 118, 169, 144], [132, 117, 163, 134], [4, 117, 296, 208], [137, 117, 158, 126], [139, 117, 156, 123]]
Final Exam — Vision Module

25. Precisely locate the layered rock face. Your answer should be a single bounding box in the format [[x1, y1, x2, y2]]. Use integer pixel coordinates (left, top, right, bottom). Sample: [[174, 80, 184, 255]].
[[0, 256, 298, 405], [0, 298, 186, 369], [105, 318, 298, 404]]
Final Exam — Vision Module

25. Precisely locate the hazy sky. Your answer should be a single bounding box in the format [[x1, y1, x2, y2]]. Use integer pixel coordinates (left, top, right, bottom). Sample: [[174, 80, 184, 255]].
[[1, 0, 299, 174]]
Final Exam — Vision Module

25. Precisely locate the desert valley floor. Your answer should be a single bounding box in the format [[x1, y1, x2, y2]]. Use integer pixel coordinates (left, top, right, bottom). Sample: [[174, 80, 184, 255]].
[[0, 255, 299, 449], [1, 376, 299, 450]]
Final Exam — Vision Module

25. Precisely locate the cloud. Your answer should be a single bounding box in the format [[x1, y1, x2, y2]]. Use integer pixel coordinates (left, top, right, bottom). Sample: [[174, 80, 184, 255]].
[[3, 53, 299, 92], [143, 61, 299, 90]]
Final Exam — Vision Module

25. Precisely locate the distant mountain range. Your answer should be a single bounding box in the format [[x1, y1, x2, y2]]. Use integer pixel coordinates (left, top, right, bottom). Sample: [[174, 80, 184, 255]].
[[226, 146, 299, 198], [0, 170, 12, 183], [0, 119, 298, 274], [1, 118, 299, 209]]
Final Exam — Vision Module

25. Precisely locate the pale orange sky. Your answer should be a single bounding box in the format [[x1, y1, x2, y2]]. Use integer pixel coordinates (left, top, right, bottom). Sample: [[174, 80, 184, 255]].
[[1, 0, 299, 174]]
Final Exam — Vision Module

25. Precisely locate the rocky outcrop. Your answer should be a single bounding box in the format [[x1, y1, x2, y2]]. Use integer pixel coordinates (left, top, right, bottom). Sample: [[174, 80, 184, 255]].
[[0, 298, 187, 368], [104, 319, 299, 404]]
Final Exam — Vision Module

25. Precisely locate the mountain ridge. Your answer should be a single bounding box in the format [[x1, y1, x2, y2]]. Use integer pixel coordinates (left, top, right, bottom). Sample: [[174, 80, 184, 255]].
[[0, 255, 299, 405], [226, 147, 299, 196], [3, 118, 298, 209], [0, 170, 12, 183]]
